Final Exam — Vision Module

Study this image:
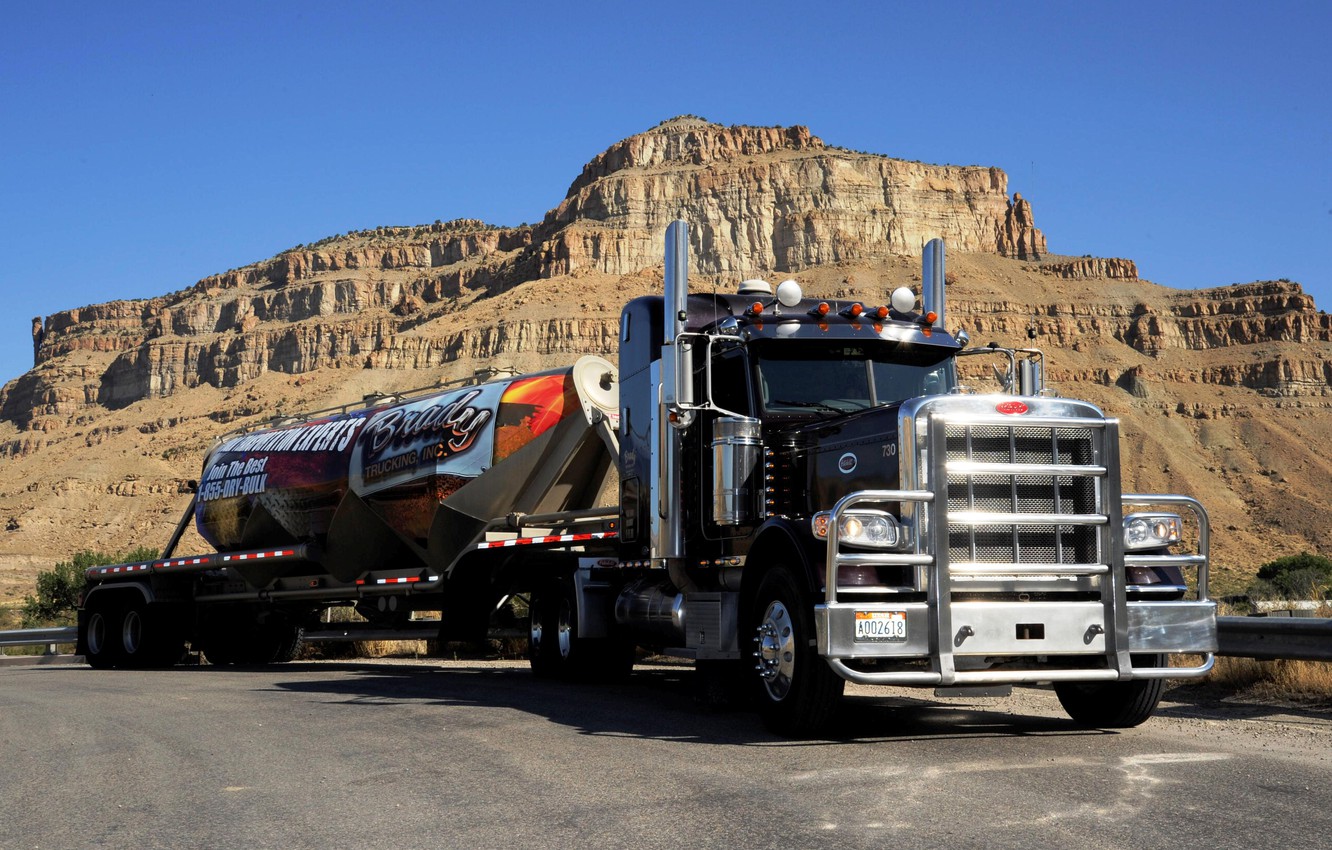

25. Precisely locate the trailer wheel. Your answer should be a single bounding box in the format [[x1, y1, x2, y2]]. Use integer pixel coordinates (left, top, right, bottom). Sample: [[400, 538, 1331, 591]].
[[528, 580, 632, 681], [118, 600, 185, 669], [267, 626, 305, 664], [83, 600, 119, 669], [749, 566, 844, 737], [204, 625, 304, 665], [1054, 654, 1167, 728]]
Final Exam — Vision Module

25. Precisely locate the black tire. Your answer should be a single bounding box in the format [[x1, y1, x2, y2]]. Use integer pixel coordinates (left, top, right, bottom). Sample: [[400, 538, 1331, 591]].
[[1054, 653, 1168, 728], [268, 626, 305, 664], [83, 601, 119, 670], [749, 566, 844, 737], [528, 579, 632, 681], [118, 600, 185, 669], [200, 608, 305, 666], [205, 625, 304, 665]]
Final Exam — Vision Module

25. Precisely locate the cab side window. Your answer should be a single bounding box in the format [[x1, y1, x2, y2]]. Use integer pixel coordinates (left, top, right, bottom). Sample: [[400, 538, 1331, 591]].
[[711, 349, 752, 415]]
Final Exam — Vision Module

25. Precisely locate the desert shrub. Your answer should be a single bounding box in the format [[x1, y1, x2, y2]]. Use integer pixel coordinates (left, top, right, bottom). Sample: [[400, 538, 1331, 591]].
[[1249, 552, 1332, 600]]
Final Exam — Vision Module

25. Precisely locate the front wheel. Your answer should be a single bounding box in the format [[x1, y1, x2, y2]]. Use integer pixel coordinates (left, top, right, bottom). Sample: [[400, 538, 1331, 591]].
[[749, 566, 844, 737], [1054, 654, 1167, 728]]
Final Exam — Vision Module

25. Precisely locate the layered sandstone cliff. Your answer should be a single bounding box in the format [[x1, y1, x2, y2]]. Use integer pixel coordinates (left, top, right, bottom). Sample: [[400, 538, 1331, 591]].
[[0, 118, 1329, 597]]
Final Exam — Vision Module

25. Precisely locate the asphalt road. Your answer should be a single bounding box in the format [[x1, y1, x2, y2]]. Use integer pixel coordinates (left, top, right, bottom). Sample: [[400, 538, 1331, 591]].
[[2, 659, 1330, 850]]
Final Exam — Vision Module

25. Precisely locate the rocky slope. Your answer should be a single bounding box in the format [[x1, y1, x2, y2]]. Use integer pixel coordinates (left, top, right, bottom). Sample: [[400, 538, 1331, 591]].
[[1, 117, 1328, 599]]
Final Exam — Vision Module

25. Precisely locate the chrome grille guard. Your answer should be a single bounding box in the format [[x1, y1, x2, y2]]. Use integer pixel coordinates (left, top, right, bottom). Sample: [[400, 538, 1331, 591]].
[[815, 399, 1216, 687]]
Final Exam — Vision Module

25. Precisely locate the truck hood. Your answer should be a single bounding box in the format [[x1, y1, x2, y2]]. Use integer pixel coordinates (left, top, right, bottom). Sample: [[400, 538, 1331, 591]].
[[774, 405, 903, 517]]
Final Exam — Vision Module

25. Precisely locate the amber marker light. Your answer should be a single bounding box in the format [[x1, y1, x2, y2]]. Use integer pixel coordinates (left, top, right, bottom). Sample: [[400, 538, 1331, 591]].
[[841, 303, 864, 319], [748, 301, 765, 315], [923, 311, 938, 324], [812, 514, 831, 538], [871, 306, 889, 320], [809, 301, 830, 317]]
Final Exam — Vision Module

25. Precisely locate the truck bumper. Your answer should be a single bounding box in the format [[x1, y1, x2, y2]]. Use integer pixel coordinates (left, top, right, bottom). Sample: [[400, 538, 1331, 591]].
[[814, 599, 1216, 686]]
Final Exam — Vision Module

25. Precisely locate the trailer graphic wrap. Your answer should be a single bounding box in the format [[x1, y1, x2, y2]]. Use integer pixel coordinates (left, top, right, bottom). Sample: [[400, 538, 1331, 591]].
[[195, 371, 583, 550], [492, 373, 578, 463], [195, 413, 371, 550], [350, 383, 506, 497]]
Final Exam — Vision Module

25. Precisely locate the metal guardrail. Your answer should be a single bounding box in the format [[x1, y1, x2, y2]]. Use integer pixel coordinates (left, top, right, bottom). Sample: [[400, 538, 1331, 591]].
[[0, 626, 78, 661], [1216, 616, 1332, 662], [1, 620, 1329, 662], [0, 626, 78, 649]]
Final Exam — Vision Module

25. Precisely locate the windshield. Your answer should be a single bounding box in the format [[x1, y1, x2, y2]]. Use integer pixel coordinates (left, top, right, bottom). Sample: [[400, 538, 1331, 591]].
[[755, 342, 955, 415]]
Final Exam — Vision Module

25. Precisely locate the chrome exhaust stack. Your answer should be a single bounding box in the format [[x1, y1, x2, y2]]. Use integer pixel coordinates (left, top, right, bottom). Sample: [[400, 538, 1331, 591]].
[[655, 220, 691, 565], [922, 238, 945, 330]]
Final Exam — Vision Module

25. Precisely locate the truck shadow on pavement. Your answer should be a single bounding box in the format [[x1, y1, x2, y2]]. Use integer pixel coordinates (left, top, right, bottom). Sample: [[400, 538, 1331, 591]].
[[259, 660, 1113, 747]]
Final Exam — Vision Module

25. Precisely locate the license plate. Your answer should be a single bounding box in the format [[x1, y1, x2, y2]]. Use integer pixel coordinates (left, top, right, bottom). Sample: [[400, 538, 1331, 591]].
[[854, 611, 907, 642]]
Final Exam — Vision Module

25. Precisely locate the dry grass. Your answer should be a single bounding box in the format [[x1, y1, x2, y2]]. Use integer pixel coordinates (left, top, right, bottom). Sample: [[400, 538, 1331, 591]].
[[1205, 656, 1332, 701], [1199, 601, 1332, 702]]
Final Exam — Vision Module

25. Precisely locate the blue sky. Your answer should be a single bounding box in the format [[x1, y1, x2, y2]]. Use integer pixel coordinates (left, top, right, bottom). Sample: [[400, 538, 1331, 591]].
[[2, 1, 1328, 387]]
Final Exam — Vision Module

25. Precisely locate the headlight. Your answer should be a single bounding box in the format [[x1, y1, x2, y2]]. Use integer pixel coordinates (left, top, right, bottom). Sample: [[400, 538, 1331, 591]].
[[813, 509, 905, 549], [1123, 512, 1183, 551]]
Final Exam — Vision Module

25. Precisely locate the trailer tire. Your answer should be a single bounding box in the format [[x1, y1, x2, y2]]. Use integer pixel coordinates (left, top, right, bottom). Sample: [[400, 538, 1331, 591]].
[[83, 600, 119, 669], [1054, 654, 1168, 728], [118, 601, 186, 669], [268, 626, 305, 664], [528, 579, 631, 682], [204, 625, 304, 665], [748, 565, 844, 737]]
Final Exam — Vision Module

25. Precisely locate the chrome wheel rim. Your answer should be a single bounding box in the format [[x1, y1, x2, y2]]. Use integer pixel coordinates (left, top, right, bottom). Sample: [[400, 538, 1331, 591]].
[[87, 612, 107, 657], [556, 599, 573, 661], [755, 600, 795, 701], [530, 609, 544, 655], [121, 609, 143, 656]]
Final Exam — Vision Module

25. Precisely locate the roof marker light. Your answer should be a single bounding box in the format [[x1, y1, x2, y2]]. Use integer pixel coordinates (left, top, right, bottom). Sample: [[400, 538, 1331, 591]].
[[748, 301, 765, 316], [871, 306, 889, 320], [923, 311, 938, 324], [809, 302, 830, 317], [842, 303, 864, 319]]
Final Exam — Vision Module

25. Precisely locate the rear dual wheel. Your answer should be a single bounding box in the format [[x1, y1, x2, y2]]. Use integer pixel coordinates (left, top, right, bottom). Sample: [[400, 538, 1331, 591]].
[[82, 597, 184, 669], [83, 603, 118, 669], [528, 579, 633, 681]]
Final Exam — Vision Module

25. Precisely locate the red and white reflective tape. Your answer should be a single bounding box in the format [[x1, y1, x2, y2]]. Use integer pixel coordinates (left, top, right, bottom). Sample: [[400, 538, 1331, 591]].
[[222, 549, 297, 562], [88, 563, 153, 578], [478, 531, 617, 550], [157, 557, 210, 570], [355, 575, 441, 586]]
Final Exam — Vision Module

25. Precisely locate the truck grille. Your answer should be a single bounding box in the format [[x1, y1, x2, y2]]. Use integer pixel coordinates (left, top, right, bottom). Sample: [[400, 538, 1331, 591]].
[[943, 423, 1103, 569]]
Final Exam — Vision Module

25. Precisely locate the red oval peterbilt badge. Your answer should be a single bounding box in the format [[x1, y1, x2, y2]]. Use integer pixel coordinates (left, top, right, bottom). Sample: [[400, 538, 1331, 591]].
[[996, 401, 1029, 415]]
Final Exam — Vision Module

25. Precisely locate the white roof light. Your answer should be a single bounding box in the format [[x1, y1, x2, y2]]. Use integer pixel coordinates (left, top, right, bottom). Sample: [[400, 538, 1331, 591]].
[[891, 287, 916, 313], [775, 279, 803, 308]]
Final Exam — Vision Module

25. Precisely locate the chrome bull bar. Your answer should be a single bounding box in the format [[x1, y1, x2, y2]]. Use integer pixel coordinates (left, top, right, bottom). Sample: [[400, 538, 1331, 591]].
[[814, 484, 1217, 687]]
